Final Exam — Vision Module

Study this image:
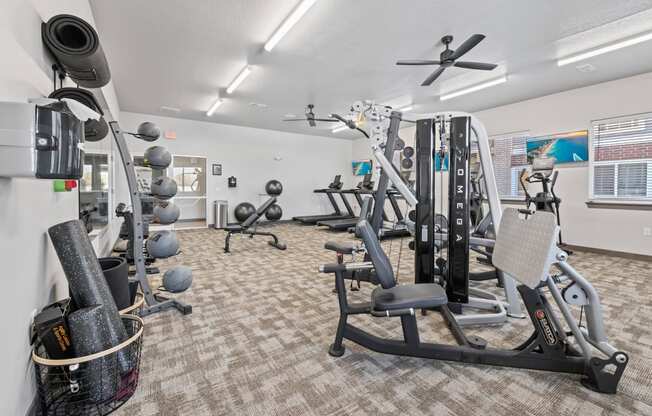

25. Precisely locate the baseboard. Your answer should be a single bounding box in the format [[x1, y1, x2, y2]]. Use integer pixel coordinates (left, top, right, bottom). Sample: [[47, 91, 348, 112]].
[[565, 244, 652, 262]]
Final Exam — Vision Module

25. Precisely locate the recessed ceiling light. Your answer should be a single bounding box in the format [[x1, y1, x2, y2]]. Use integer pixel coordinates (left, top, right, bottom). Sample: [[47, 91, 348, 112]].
[[206, 97, 224, 116], [248, 102, 268, 108], [557, 31, 652, 66], [264, 0, 318, 52], [440, 76, 507, 101], [284, 113, 297, 118], [160, 106, 180, 113], [226, 66, 252, 94], [397, 105, 413, 113]]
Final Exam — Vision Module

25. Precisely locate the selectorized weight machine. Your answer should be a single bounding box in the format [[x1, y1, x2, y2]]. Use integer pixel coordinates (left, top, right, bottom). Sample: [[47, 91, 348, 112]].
[[320, 107, 628, 393]]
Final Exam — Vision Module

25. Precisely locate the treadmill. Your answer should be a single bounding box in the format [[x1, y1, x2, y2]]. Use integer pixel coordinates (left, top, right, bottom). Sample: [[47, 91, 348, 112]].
[[317, 175, 380, 231], [292, 175, 355, 224], [378, 187, 411, 239]]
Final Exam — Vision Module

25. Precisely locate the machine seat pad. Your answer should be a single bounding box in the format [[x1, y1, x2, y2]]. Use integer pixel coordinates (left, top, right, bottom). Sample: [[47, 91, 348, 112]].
[[324, 241, 355, 254], [371, 283, 447, 311], [224, 224, 244, 232]]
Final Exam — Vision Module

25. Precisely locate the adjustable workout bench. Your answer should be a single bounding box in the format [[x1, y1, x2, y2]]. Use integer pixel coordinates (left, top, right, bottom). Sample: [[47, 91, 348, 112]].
[[223, 197, 287, 253]]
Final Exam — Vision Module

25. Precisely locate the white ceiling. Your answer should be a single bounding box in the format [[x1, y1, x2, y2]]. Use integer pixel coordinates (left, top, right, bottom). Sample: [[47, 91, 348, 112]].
[[89, 0, 652, 139]]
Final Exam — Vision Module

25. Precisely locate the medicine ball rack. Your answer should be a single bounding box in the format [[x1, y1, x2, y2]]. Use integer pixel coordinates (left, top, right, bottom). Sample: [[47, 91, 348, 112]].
[[109, 121, 192, 317]]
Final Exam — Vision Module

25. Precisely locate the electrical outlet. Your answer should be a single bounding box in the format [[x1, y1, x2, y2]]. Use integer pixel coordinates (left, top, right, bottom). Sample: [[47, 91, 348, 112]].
[[644, 227, 652, 237]]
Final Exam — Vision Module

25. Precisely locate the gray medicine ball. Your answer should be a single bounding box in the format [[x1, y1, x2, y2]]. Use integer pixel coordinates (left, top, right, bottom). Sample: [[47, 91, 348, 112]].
[[153, 202, 180, 224], [144, 146, 172, 169], [146, 230, 179, 259], [151, 177, 177, 200], [162, 266, 193, 293], [137, 122, 160, 141]]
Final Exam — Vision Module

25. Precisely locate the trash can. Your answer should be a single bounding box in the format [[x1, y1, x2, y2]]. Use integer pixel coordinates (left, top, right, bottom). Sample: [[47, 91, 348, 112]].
[[213, 200, 228, 229]]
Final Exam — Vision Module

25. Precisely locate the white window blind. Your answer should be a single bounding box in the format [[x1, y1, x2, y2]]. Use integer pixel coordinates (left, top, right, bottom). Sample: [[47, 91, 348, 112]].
[[489, 132, 529, 199], [591, 113, 652, 201]]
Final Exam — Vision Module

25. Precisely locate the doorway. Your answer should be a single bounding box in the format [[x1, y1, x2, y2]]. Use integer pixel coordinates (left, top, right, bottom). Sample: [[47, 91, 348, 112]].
[[171, 155, 207, 229]]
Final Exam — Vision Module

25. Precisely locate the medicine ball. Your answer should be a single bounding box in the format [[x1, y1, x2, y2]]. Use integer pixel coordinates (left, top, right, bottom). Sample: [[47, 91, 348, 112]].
[[265, 204, 283, 221], [153, 202, 180, 225], [162, 266, 193, 293], [151, 177, 177, 200], [401, 158, 413, 170], [265, 179, 283, 196], [146, 230, 179, 259], [234, 202, 255, 223], [144, 146, 172, 169], [137, 122, 160, 141], [403, 146, 414, 158]]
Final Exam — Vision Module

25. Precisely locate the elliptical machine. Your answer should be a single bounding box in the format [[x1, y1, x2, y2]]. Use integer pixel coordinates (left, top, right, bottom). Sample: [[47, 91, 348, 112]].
[[519, 157, 571, 253]]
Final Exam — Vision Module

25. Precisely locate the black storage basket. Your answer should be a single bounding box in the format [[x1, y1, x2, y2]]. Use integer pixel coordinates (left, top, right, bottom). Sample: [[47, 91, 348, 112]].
[[32, 315, 144, 416]]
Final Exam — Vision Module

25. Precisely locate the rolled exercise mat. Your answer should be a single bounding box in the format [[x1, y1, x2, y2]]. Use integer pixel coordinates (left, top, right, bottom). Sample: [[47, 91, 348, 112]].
[[67, 305, 118, 403], [49, 87, 108, 142], [42, 14, 111, 88], [98, 257, 130, 310], [48, 220, 130, 372]]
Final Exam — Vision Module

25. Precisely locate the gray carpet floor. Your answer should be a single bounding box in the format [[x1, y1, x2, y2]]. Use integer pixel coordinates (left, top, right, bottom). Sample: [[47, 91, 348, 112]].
[[116, 223, 652, 416]]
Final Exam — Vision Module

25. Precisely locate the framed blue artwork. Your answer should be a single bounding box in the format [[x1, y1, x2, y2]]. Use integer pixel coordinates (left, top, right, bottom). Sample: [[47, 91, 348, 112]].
[[526, 130, 588, 164], [352, 160, 373, 176]]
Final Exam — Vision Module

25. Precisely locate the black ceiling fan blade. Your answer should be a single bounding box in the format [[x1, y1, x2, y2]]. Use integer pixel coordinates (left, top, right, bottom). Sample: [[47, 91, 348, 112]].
[[313, 118, 340, 122], [421, 66, 446, 86], [450, 34, 485, 60], [454, 61, 497, 70], [283, 118, 308, 122], [396, 59, 441, 66]]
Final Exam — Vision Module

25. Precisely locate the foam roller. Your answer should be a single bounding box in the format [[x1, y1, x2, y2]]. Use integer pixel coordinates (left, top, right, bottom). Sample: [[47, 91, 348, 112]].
[[48, 220, 129, 371], [68, 305, 118, 403]]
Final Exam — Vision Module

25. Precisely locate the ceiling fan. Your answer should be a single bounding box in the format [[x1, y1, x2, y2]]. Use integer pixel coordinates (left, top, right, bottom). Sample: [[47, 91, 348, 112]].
[[396, 34, 497, 86], [282, 104, 338, 127]]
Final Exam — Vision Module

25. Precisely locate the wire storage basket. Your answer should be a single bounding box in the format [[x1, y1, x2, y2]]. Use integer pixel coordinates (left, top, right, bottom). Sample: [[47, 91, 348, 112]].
[[119, 292, 144, 316], [32, 315, 144, 416]]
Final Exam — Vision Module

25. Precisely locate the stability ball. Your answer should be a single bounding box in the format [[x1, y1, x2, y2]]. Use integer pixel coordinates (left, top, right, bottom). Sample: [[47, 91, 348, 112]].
[[144, 146, 172, 169], [153, 202, 180, 225], [151, 177, 177, 200], [265, 204, 283, 221], [146, 230, 179, 259], [162, 266, 193, 293], [234, 202, 255, 223], [137, 122, 160, 141], [265, 180, 283, 196]]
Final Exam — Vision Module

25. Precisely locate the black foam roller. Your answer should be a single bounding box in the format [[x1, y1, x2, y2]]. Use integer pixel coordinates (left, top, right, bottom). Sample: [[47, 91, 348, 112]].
[[42, 14, 111, 88], [49, 87, 108, 142], [99, 257, 130, 310], [48, 220, 129, 371], [68, 305, 118, 403]]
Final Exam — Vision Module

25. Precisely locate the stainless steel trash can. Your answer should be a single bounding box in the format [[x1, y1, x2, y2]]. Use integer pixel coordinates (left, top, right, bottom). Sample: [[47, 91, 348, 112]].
[[213, 200, 228, 229]]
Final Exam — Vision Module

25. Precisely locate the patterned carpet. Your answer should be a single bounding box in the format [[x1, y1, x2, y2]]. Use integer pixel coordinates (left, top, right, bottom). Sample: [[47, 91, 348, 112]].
[[115, 222, 652, 416]]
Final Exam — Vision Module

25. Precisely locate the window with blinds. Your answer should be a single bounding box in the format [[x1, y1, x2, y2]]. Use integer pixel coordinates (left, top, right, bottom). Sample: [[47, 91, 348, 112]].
[[591, 113, 652, 201], [488, 132, 529, 199]]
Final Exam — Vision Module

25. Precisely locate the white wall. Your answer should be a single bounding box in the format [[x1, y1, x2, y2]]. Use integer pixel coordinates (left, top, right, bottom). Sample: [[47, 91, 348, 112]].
[[352, 72, 652, 256], [0, 1, 121, 414], [118, 112, 355, 224]]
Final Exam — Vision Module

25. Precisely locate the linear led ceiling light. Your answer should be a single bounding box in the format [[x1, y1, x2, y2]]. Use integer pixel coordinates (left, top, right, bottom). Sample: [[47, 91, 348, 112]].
[[206, 96, 224, 116], [264, 0, 318, 52], [397, 105, 413, 112], [558, 31, 652, 66], [439, 76, 507, 101], [226, 66, 252, 94], [332, 123, 349, 133]]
